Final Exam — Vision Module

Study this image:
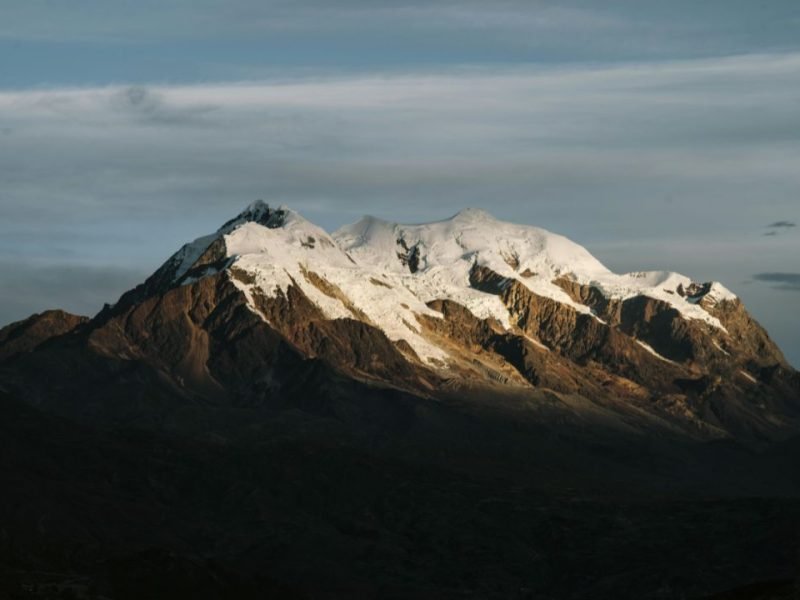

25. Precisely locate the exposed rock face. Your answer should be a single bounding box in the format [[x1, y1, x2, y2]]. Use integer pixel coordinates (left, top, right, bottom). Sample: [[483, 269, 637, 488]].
[[247, 281, 429, 387], [704, 297, 789, 367], [396, 237, 422, 273], [553, 276, 789, 370]]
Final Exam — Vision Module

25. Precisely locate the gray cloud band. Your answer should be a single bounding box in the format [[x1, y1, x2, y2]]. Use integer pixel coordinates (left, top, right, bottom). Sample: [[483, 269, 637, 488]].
[[753, 273, 800, 291], [1, 53, 799, 228], [767, 221, 796, 228]]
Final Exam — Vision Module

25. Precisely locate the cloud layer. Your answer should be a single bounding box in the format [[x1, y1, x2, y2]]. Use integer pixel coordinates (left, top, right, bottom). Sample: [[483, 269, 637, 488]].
[[753, 273, 800, 292], [2, 54, 799, 240], [768, 221, 796, 228]]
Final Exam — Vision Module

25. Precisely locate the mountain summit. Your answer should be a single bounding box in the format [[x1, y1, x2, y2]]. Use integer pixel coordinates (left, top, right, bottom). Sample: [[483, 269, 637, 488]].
[[3, 202, 798, 442]]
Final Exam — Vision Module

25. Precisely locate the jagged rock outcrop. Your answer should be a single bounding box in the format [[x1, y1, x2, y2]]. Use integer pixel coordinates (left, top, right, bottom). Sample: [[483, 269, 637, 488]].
[[553, 276, 789, 374]]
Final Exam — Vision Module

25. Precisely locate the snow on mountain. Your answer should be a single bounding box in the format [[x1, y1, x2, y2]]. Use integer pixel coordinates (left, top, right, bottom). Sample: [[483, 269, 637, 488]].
[[212, 202, 448, 363], [166, 202, 737, 366], [334, 208, 734, 331], [171, 233, 220, 283]]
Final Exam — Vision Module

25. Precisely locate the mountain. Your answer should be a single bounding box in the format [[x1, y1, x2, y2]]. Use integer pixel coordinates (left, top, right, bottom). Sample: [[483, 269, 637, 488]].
[[9, 200, 792, 439], [1, 202, 799, 599]]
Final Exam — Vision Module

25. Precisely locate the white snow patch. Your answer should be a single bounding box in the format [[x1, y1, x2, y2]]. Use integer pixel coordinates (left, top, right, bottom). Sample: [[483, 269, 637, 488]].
[[172, 233, 217, 282], [228, 276, 271, 324], [740, 370, 758, 384], [525, 335, 550, 352], [181, 266, 219, 286], [636, 340, 679, 366], [584, 271, 729, 331], [713, 340, 731, 356]]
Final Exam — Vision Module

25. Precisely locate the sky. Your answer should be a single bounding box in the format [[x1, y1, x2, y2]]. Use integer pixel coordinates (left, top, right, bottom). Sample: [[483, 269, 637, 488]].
[[1, 1, 799, 366]]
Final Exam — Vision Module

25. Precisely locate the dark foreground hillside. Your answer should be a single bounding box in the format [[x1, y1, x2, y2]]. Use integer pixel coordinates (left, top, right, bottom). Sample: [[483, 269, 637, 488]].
[[1, 383, 800, 600]]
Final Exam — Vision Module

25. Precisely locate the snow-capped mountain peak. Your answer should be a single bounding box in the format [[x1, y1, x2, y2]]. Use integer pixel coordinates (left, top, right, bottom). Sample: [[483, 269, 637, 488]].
[[138, 202, 745, 369], [332, 208, 734, 329], [334, 208, 607, 275], [217, 200, 304, 234], [93, 200, 795, 444], [446, 207, 496, 223]]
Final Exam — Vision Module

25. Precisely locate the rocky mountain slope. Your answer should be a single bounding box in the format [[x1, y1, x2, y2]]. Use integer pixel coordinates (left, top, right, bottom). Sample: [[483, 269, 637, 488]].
[[1, 202, 799, 599]]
